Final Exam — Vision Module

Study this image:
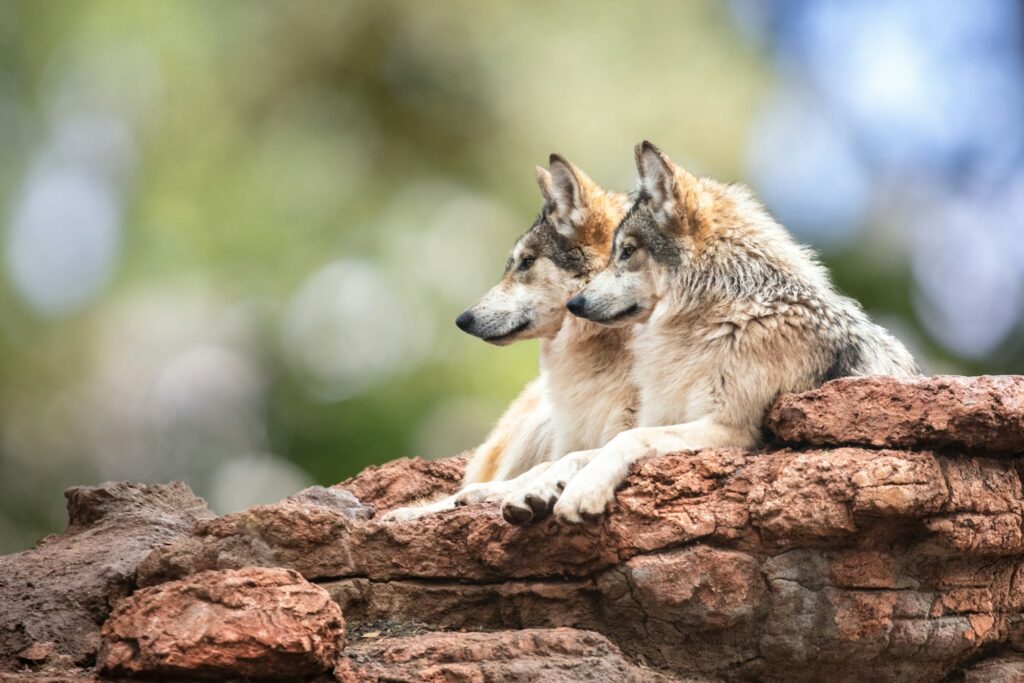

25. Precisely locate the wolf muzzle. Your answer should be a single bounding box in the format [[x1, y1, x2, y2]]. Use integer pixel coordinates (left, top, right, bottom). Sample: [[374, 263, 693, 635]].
[[567, 294, 640, 324]]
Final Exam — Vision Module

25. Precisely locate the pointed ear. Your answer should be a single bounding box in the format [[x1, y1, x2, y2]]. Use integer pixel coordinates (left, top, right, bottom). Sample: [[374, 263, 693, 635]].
[[535, 166, 555, 209], [635, 141, 679, 222], [547, 154, 592, 240]]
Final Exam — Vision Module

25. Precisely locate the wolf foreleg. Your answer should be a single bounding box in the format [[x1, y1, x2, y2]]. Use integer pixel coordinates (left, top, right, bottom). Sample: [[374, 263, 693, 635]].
[[553, 417, 754, 523], [381, 459, 557, 523], [380, 492, 461, 522]]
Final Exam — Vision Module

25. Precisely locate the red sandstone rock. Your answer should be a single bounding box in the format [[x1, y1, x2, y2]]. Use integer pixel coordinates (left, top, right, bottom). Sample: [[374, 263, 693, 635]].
[[97, 567, 343, 680], [352, 451, 1021, 679], [335, 454, 468, 514], [143, 448, 1023, 586], [132, 445, 1024, 680], [325, 546, 1024, 681], [766, 375, 1024, 452], [0, 482, 211, 670], [335, 628, 671, 682], [6, 377, 1024, 682], [136, 485, 372, 586]]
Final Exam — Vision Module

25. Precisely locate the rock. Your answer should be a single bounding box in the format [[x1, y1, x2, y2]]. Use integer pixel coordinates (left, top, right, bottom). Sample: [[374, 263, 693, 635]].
[[335, 454, 468, 514], [335, 628, 672, 682], [322, 449, 1023, 681], [129, 445, 1024, 679], [136, 485, 373, 586], [142, 448, 1024, 588], [16, 642, 54, 664], [618, 546, 763, 629], [288, 486, 375, 518], [0, 675, 99, 682], [7, 376, 1024, 681], [97, 567, 343, 680], [958, 653, 1024, 682], [325, 546, 1024, 680], [0, 481, 211, 670], [766, 375, 1024, 453]]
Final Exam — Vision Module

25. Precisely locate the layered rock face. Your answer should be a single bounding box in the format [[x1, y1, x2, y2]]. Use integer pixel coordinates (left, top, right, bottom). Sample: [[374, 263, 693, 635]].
[[767, 375, 1024, 453], [0, 482, 212, 672], [336, 628, 670, 682], [1, 375, 1023, 682]]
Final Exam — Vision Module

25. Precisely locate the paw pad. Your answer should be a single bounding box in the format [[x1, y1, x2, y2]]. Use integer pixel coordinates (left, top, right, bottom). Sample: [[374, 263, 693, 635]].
[[502, 503, 533, 525]]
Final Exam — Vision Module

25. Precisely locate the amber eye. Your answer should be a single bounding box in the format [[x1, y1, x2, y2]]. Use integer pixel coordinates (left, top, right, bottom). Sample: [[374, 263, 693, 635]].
[[518, 256, 535, 271], [619, 245, 636, 261]]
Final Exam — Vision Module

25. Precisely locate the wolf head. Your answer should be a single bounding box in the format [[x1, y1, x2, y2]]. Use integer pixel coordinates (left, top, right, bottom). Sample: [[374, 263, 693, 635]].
[[568, 141, 727, 326], [456, 156, 627, 345]]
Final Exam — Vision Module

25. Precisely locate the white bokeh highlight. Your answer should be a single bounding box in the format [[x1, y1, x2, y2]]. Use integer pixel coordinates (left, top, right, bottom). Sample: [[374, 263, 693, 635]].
[[5, 164, 121, 317], [282, 259, 435, 400]]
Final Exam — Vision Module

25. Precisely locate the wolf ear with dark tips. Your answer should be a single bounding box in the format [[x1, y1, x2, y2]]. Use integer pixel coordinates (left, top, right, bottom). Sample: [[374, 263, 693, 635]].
[[535, 166, 555, 210], [634, 141, 679, 229], [547, 154, 590, 241]]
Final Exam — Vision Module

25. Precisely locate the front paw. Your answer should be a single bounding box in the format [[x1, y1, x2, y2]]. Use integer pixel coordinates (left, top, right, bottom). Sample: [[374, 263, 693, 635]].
[[553, 477, 615, 524], [500, 478, 565, 525]]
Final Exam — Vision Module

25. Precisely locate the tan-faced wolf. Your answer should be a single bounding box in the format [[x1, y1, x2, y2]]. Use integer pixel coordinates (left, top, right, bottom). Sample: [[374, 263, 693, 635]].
[[502, 141, 919, 525], [383, 156, 636, 522]]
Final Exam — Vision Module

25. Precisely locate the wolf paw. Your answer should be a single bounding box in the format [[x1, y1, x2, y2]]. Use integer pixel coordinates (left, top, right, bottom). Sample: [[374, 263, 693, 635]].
[[500, 477, 565, 525], [553, 475, 615, 524]]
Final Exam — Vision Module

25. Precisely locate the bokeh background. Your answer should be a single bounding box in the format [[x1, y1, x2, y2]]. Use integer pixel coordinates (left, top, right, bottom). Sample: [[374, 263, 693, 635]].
[[2, 0, 1022, 552]]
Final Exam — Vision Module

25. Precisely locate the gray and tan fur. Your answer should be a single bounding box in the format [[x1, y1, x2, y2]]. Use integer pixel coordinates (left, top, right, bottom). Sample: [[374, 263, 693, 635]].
[[383, 156, 636, 522], [507, 141, 918, 524]]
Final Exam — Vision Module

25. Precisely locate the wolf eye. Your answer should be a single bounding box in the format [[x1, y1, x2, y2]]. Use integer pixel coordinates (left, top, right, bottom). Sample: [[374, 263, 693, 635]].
[[518, 256, 535, 271], [619, 245, 636, 261]]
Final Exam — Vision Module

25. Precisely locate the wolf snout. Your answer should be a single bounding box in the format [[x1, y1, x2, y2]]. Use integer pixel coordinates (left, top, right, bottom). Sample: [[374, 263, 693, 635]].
[[566, 295, 588, 317], [455, 310, 475, 331]]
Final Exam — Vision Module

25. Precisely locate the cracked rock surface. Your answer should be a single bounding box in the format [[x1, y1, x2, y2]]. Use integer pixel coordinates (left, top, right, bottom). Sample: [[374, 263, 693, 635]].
[[334, 454, 468, 514], [767, 375, 1024, 453], [0, 482, 211, 672], [97, 567, 344, 680], [2, 375, 1024, 681], [336, 628, 672, 682], [317, 449, 1024, 681]]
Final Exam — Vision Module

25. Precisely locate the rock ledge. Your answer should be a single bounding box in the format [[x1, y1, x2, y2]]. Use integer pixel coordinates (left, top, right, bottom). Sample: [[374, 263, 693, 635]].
[[2, 375, 1023, 682]]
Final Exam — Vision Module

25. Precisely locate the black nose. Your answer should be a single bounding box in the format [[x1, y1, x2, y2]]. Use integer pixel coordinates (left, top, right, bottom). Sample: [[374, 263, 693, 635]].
[[566, 295, 587, 316], [455, 310, 475, 331]]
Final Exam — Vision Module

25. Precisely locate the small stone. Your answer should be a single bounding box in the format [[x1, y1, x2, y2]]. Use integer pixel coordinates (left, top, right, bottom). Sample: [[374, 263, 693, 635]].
[[17, 641, 54, 663]]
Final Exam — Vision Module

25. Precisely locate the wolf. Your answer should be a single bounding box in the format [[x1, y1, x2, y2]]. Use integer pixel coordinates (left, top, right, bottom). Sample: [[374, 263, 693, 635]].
[[502, 141, 919, 525], [383, 155, 636, 522]]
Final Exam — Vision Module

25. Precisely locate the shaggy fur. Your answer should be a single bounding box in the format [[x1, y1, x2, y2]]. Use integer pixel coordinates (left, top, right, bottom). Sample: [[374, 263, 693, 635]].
[[383, 156, 635, 522], [503, 141, 919, 524]]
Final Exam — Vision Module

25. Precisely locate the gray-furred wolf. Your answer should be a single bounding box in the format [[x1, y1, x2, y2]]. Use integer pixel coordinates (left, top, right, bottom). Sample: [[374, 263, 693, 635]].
[[382, 155, 636, 522], [501, 141, 919, 525]]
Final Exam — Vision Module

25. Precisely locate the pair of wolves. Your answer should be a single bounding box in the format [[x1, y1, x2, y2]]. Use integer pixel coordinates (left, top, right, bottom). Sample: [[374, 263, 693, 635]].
[[384, 142, 918, 525]]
